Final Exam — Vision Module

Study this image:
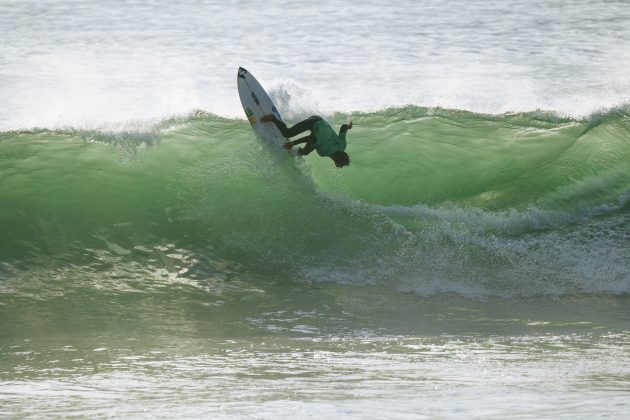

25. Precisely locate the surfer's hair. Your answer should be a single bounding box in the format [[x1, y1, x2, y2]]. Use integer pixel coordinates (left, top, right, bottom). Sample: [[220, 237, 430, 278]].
[[332, 151, 350, 167]]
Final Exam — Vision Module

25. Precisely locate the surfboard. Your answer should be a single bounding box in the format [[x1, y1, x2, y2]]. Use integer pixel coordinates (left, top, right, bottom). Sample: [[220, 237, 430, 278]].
[[237, 67, 285, 147]]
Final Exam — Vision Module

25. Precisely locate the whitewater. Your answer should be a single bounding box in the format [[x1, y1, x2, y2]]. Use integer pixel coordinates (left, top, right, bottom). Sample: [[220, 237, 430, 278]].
[[1, 0, 630, 418]]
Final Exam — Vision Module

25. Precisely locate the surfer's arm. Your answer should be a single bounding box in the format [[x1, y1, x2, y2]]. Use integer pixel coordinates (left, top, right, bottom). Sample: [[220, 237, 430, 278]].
[[339, 121, 353, 135]]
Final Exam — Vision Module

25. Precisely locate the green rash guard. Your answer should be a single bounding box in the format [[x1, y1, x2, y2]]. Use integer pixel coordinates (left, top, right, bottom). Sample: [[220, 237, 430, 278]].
[[313, 120, 347, 157]]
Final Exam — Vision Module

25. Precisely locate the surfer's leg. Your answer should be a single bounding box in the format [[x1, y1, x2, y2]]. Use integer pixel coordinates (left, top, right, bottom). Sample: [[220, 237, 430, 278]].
[[269, 118, 291, 137], [273, 116, 322, 138], [297, 135, 317, 155]]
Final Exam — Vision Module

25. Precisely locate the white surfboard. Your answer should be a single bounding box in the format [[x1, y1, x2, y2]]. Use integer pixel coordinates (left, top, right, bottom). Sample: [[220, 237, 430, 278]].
[[237, 67, 285, 147]]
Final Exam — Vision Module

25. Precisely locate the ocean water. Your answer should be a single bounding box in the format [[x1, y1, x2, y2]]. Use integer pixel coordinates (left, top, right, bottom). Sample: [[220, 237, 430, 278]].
[[1, 0, 630, 418]]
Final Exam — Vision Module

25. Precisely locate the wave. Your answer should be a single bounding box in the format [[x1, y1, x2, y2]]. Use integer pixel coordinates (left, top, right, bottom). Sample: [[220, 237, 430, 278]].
[[1, 106, 629, 297]]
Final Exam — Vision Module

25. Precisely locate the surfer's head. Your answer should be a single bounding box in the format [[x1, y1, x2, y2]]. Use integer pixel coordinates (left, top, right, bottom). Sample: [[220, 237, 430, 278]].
[[331, 151, 350, 168]]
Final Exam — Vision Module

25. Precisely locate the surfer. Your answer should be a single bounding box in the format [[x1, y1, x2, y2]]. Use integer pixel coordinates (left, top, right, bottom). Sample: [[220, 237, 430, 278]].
[[260, 115, 351, 167]]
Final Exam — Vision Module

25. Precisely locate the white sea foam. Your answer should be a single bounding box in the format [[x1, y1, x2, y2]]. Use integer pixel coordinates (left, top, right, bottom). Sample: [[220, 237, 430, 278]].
[[2, 0, 630, 130]]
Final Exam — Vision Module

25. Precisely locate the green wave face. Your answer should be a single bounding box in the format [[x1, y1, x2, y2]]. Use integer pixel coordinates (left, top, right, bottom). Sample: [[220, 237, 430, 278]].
[[310, 107, 630, 210], [1, 107, 629, 297]]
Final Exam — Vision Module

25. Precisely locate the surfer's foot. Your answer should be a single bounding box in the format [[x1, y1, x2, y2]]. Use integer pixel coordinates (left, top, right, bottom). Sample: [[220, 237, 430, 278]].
[[260, 114, 276, 123]]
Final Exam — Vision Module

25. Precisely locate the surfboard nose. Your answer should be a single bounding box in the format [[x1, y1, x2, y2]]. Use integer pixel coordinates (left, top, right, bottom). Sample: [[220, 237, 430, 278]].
[[238, 67, 248, 79]]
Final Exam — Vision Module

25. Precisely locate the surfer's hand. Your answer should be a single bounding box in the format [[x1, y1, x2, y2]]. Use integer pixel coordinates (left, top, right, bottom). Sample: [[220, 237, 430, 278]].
[[283, 141, 293, 150], [348, 121, 353, 129]]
